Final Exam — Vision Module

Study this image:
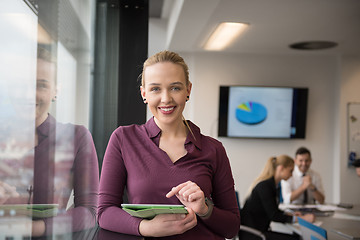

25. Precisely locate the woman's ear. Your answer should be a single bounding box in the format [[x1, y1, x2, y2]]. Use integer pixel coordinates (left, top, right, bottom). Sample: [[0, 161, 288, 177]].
[[140, 86, 147, 104], [187, 82, 192, 96], [140, 86, 146, 98], [54, 87, 58, 98], [51, 85, 58, 102], [276, 165, 284, 173]]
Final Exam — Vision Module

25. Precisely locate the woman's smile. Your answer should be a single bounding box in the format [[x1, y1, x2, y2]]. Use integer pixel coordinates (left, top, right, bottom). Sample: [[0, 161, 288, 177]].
[[158, 106, 176, 114]]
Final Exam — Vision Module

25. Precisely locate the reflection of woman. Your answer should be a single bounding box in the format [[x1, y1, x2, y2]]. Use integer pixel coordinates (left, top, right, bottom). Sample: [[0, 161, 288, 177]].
[[30, 48, 99, 236], [240, 155, 315, 240], [98, 51, 240, 239]]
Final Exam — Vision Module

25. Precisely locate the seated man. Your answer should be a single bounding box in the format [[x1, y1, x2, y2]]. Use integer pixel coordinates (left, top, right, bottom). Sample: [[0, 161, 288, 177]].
[[281, 147, 325, 204]]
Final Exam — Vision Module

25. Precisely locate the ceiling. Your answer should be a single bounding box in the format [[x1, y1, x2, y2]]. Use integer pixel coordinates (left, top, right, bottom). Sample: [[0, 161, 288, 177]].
[[150, 0, 360, 56]]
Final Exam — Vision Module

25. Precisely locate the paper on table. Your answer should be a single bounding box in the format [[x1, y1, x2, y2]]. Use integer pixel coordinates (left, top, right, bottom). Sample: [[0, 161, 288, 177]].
[[316, 205, 346, 211], [279, 203, 345, 211], [270, 222, 294, 235]]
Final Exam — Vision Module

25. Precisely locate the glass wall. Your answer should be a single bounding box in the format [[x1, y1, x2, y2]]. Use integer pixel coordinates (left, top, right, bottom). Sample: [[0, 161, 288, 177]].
[[0, 0, 98, 238]]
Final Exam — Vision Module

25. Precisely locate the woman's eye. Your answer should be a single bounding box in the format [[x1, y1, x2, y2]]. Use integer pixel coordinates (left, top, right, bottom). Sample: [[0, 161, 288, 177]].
[[171, 86, 181, 91], [150, 87, 160, 92], [37, 83, 48, 89]]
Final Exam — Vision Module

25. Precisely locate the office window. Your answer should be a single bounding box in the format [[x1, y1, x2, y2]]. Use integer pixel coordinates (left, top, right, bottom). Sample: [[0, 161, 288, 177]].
[[0, 0, 97, 237]]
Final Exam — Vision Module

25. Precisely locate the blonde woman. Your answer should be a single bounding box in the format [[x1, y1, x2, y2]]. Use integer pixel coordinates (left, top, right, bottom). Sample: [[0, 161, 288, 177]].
[[240, 155, 315, 240], [98, 51, 240, 239]]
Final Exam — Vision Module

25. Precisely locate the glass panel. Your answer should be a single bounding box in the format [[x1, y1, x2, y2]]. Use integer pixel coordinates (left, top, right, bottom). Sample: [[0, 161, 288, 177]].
[[0, 0, 98, 238], [0, 0, 37, 236]]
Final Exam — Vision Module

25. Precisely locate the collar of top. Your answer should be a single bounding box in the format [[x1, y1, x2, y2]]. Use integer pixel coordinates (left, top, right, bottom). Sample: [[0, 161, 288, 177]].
[[145, 117, 202, 150], [294, 165, 310, 177], [36, 114, 56, 137]]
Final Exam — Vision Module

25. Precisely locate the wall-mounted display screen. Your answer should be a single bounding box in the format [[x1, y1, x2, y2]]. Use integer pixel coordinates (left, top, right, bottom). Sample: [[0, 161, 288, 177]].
[[218, 86, 308, 139]]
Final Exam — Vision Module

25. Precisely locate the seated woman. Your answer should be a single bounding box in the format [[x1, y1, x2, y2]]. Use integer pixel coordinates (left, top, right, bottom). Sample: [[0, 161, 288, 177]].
[[240, 155, 315, 240]]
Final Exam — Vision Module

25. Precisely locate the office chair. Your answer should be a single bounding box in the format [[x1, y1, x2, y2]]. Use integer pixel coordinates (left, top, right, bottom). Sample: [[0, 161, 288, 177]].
[[234, 191, 266, 240]]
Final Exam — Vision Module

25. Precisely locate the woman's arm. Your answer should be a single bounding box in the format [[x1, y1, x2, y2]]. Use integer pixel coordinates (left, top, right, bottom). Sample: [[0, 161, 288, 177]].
[[67, 127, 99, 231], [197, 143, 240, 239], [36, 126, 100, 236], [98, 129, 143, 235]]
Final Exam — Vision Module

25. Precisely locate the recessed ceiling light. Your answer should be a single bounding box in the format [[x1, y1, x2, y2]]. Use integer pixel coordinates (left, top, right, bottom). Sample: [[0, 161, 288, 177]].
[[289, 41, 338, 50], [203, 22, 249, 51]]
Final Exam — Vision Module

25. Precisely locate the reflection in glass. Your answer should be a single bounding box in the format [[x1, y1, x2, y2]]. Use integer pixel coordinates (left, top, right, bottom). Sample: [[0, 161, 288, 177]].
[[0, 0, 37, 207], [0, 0, 98, 238]]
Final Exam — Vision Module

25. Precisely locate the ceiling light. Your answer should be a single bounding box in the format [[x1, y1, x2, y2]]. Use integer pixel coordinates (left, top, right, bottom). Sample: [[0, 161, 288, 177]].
[[203, 22, 248, 51]]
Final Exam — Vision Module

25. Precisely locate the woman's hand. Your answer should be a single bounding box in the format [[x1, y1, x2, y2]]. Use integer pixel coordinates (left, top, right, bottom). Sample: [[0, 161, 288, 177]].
[[298, 213, 315, 223], [0, 181, 19, 204], [32, 220, 46, 237], [166, 181, 208, 216], [139, 207, 197, 237], [293, 211, 302, 216]]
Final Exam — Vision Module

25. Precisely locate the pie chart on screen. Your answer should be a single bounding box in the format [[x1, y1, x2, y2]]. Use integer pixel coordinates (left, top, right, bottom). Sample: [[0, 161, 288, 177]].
[[236, 101, 267, 125]]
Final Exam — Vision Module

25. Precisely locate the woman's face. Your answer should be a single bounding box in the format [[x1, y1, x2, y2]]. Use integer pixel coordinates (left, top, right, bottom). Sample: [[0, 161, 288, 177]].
[[281, 165, 294, 180], [36, 59, 57, 125], [141, 62, 191, 127]]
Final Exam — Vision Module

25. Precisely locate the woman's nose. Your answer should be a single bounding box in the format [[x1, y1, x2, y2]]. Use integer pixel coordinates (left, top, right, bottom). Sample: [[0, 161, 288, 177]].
[[161, 90, 172, 103]]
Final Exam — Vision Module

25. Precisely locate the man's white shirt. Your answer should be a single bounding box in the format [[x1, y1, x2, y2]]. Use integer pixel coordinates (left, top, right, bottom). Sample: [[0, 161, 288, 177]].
[[281, 165, 324, 204]]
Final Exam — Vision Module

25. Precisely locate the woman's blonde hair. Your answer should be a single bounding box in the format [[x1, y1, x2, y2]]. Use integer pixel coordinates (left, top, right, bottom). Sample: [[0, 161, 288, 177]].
[[246, 155, 294, 197], [140, 50, 190, 87], [37, 46, 58, 86]]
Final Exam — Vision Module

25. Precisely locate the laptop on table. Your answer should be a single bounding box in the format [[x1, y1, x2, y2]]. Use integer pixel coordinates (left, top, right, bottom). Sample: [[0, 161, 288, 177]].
[[298, 217, 327, 240]]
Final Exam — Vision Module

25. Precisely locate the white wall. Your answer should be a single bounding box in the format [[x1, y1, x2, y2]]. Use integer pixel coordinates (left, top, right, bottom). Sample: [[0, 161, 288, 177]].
[[339, 56, 360, 204], [180, 52, 342, 205], [148, 18, 167, 57]]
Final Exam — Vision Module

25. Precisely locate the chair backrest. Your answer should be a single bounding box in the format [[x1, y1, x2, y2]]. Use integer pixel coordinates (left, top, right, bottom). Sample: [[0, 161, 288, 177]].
[[235, 191, 241, 209], [235, 191, 266, 240], [298, 217, 327, 240]]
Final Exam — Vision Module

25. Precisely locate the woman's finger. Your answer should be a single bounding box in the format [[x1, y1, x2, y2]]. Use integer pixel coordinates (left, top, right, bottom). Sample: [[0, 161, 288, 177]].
[[166, 181, 193, 198]]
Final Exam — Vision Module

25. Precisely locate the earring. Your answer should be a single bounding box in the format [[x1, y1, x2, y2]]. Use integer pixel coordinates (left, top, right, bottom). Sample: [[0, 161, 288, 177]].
[[186, 96, 189, 102], [143, 98, 147, 104], [52, 96, 57, 102]]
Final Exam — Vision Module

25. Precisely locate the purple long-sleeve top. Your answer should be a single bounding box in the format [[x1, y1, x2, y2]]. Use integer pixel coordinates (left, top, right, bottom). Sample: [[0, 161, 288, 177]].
[[98, 117, 240, 239], [34, 114, 99, 235]]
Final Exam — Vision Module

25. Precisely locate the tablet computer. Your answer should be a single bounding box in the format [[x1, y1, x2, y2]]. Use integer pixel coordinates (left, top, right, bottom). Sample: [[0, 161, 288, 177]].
[[121, 204, 188, 219], [0, 204, 59, 218]]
